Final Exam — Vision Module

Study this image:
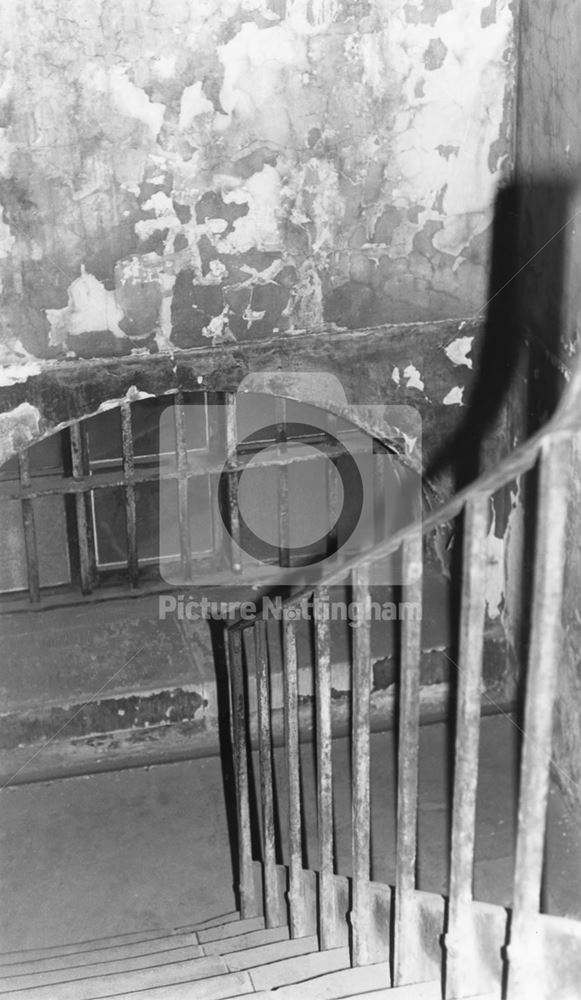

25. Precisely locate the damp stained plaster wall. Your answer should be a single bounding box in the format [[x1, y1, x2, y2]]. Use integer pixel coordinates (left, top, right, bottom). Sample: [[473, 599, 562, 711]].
[[0, 0, 515, 372], [0, 0, 520, 771], [515, 0, 581, 812]]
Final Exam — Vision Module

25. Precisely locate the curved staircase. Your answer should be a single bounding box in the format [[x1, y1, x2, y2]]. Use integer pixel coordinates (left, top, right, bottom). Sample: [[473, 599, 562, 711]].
[[0, 893, 464, 1000]]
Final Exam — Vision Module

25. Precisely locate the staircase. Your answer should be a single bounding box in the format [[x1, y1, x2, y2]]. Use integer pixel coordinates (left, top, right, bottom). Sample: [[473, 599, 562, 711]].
[[6, 370, 581, 1000], [0, 871, 488, 1000]]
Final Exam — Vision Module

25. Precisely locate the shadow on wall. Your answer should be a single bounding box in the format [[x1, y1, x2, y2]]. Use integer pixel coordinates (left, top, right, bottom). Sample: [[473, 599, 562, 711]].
[[425, 179, 578, 842], [428, 180, 576, 490]]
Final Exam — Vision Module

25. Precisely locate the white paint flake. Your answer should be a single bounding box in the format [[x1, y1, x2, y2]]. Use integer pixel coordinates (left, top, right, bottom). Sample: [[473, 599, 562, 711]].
[[403, 364, 424, 391], [445, 336, 474, 369], [202, 306, 236, 345], [46, 268, 125, 344], [87, 64, 165, 138], [0, 402, 41, 465], [0, 209, 15, 258], [218, 165, 282, 253], [443, 386, 464, 405], [179, 82, 214, 130]]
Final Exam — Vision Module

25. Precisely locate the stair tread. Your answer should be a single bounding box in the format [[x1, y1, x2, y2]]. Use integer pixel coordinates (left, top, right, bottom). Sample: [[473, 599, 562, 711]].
[[0, 955, 231, 999], [0, 945, 206, 990], [249, 946, 351, 992], [0, 928, 185, 966], [0, 929, 326, 998], [197, 916, 265, 944], [225, 934, 319, 972], [202, 925, 289, 957], [185, 912, 240, 932], [248, 961, 391, 999], [0, 934, 201, 977], [0, 930, 319, 991], [0, 913, 243, 969]]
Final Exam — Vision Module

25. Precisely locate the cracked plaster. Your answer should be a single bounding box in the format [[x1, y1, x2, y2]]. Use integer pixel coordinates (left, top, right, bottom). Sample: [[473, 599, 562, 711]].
[[0, 0, 515, 369]]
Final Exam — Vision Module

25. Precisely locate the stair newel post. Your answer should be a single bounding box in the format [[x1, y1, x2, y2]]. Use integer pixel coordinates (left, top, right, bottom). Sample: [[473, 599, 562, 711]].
[[283, 615, 308, 938], [350, 563, 373, 966], [255, 618, 279, 928], [314, 586, 335, 950], [228, 626, 257, 919], [394, 532, 423, 986]]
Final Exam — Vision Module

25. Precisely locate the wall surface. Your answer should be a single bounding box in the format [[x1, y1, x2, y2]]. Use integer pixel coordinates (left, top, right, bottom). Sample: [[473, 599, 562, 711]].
[[0, 0, 514, 370], [0, 0, 520, 777]]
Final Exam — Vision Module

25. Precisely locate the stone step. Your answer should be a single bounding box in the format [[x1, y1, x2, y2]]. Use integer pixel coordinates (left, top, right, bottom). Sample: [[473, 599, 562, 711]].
[[201, 925, 290, 957], [0, 927, 184, 966], [0, 944, 207, 990], [0, 929, 314, 991], [249, 946, 351, 992], [0, 959, 251, 1000], [248, 961, 391, 999], [186, 912, 241, 932], [224, 934, 319, 972], [0, 932, 201, 977], [0, 925, 321, 1000], [197, 916, 265, 944], [0, 913, 244, 971]]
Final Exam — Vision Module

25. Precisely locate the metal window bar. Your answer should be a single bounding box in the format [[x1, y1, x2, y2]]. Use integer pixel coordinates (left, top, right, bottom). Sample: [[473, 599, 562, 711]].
[[444, 492, 490, 1000], [254, 619, 278, 927], [0, 437, 375, 503], [120, 402, 138, 589], [228, 627, 256, 919], [275, 397, 290, 568], [283, 617, 307, 937], [315, 585, 335, 950], [174, 392, 192, 581], [70, 421, 96, 595], [351, 562, 372, 967], [508, 433, 572, 1000], [17, 450, 40, 604], [225, 393, 242, 574], [394, 531, 423, 987], [326, 414, 340, 555]]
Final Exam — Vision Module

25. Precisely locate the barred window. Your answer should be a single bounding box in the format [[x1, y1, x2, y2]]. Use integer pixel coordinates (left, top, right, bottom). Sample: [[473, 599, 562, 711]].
[[0, 390, 400, 608]]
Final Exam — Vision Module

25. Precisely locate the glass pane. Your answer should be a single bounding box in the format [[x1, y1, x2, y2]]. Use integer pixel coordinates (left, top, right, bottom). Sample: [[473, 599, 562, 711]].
[[184, 397, 209, 452], [238, 455, 280, 562], [29, 434, 64, 474], [0, 434, 65, 480], [0, 496, 70, 592], [159, 479, 180, 561], [36, 496, 71, 586], [133, 397, 174, 459], [286, 399, 332, 436], [236, 392, 277, 443], [0, 501, 27, 590], [87, 409, 122, 465], [0, 455, 19, 480], [287, 447, 340, 550], [188, 475, 213, 553], [92, 488, 128, 567], [136, 481, 161, 561]]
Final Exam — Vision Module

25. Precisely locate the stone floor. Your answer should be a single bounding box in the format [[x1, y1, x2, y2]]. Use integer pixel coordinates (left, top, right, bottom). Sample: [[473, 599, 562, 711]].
[[0, 714, 579, 952]]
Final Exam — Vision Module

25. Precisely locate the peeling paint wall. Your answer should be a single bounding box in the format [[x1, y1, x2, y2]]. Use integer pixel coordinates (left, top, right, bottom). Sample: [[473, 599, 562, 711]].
[[0, 0, 520, 773], [0, 0, 515, 368]]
